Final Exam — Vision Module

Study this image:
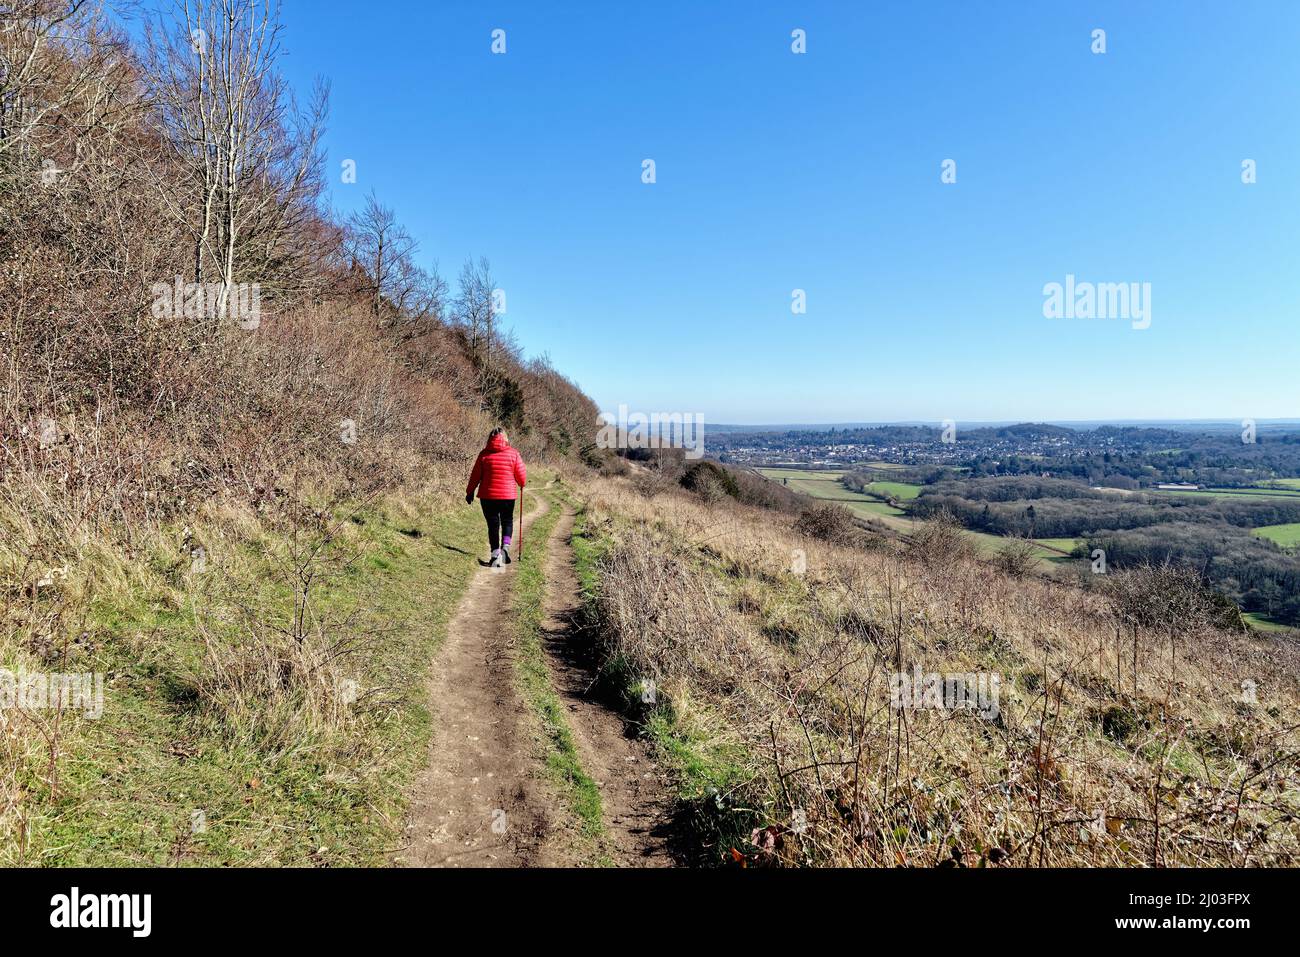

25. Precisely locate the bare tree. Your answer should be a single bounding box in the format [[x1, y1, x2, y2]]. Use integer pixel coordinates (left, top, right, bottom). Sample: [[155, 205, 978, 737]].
[[453, 257, 500, 406], [0, 1, 129, 176], [393, 257, 447, 326], [142, 0, 327, 320], [345, 191, 421, 321]]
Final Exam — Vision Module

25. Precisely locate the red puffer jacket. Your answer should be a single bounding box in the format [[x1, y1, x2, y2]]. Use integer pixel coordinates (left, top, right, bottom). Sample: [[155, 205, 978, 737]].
[[466, 433, 526, 500]]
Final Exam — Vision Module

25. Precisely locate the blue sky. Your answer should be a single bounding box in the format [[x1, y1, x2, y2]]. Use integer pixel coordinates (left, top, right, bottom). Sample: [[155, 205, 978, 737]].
[[271, 0, 1299, 424]]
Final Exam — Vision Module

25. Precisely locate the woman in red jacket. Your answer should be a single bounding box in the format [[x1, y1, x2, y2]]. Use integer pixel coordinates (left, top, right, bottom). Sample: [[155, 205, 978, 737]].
[[465, 428, 527, 567]]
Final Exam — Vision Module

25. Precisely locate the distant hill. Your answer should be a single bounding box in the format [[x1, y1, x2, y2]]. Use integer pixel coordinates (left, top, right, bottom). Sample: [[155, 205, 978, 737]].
[[708, 419, 1300, 436]]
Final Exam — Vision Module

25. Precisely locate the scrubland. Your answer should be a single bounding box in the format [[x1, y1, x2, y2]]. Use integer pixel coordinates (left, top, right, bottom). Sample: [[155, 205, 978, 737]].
[[574, 471, 1300, 866], [1, 0, 594, 862]]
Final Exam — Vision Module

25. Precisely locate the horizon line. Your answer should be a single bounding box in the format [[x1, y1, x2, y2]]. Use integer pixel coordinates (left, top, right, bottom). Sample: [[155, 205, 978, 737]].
[[703, 417, 1300, 429]]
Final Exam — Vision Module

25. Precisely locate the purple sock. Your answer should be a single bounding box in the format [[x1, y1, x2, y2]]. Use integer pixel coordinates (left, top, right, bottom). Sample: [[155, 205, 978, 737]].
[[502, 535, 512, 547]]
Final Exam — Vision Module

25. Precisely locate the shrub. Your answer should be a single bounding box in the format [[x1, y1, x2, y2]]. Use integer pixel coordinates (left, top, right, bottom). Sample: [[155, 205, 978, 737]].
[[907, 510, 976, 566], [994, 538, 1040, 578], [680, 461, 739, 500], [795, 503, 858, 543], [1102, 565, 1246, 633]]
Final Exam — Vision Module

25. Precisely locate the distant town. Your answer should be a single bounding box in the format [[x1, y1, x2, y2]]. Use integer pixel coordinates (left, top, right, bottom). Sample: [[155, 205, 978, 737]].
[[706, 422, 1300, 484], [697, 421, 1300, 631], [712, 424, 1111, 469]]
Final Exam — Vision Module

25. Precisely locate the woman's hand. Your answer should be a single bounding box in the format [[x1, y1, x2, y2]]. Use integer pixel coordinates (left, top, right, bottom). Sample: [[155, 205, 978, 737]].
[[465, 493, 473, 505]]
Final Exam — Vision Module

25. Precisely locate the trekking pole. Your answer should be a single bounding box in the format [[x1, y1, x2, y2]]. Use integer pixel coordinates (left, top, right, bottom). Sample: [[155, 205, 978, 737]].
[[518, 483, 525, 560]]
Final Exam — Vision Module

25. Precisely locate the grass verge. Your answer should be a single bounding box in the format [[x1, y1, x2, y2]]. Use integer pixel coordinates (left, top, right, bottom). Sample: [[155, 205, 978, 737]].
[[509, 482, 607, 863], [570, 504, 750, 865], [4, 489, 487, 866]]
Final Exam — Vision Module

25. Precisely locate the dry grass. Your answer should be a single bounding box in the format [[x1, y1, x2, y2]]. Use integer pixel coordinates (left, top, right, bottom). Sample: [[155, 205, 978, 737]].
[[0, 0, 599, 864], [0, 464, 487, 864], [577, 474, 1300, 867]]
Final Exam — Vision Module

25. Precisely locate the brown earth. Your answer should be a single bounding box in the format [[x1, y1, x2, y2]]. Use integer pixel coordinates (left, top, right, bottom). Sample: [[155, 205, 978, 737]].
[[396, 488, 676, 867], [395, 492, 555, 867]]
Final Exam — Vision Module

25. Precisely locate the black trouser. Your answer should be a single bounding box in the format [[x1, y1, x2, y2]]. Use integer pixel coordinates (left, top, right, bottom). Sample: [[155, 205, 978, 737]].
[[480, 498, 516, 551]]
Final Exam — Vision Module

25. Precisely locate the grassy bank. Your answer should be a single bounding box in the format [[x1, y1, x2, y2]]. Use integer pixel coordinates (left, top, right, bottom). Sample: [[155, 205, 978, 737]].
[[509, 482, 607, 864], [575, 473, 1300, 867], [2, 488, 486, 865], [570, 504, 753, 865]]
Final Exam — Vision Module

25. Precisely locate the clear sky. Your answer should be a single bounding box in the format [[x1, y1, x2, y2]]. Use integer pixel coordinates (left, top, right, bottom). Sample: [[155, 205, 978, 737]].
[[271, 0, 1300, 424]]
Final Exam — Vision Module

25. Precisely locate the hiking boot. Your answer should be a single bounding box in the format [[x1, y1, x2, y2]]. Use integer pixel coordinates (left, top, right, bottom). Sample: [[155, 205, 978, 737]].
[[489, 550, 502, 568], [501, 545, 512, 564]]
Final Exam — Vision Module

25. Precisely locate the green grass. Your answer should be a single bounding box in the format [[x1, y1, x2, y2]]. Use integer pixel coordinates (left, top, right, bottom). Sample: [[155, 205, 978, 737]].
[[1243, 612, 1295, 634], [1252, 523, 1300, 548], [1032, 537, 1086, 561], [1034, 538, 1086, 553], [1026, 537, 1086, 565], [643, 705, 751, 802], [15, 492, 489, 866], [866, 480, 922, 501], [27, 472, 609, 866], [1034, 537, 1082, 552], [846, 499, 907, 517], [569, 505, 607, 612], [510, 485, 608, 862], [948, 530, 1074, 565]]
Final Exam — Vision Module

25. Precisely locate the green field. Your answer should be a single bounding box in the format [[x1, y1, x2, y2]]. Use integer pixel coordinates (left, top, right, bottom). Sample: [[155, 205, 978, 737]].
[[756, 467, 842, 481], [1029, 537, 1087, 563], [757, 468, 872, 502], [756, 468, 1067, 563], [1261, 478, 1300, 490], [756, 468, 913, 531], [845, 502, 912, 532], [753, 468, 925, 508], [1034, 537, 1084, 554], [1243, 612, 1296, 633], [966, 531, 1066, 562], [867, 480, 922, 501], [1252, 523, 1300, 548]]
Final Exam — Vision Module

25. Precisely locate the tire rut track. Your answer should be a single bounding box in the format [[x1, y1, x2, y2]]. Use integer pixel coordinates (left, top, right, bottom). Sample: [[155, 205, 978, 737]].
[[537, 504, 678, 866]]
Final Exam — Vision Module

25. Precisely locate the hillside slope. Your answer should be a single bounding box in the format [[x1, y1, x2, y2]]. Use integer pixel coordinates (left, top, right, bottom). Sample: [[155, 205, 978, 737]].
[[1, 0, 604, 864], [571, 472, 1300, 867]]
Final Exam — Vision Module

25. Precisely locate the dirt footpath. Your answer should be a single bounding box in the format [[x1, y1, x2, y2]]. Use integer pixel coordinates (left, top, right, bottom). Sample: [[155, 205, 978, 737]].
[[396, 491, 677, 867], [396, 494, 554, 867]]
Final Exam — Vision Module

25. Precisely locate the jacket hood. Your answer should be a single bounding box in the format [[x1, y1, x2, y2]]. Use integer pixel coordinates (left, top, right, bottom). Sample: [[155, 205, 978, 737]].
[[485, 433, 510, 453]]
